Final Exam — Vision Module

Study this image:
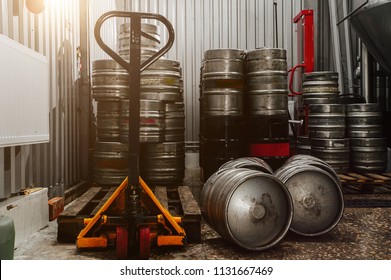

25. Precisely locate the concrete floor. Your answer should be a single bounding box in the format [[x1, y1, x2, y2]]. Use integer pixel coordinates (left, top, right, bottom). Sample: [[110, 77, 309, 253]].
[[12, 172, 391, 260]]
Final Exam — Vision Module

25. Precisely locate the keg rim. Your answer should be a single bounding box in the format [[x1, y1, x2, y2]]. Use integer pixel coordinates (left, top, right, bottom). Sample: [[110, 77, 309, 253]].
[[276, 165, 344, 236]]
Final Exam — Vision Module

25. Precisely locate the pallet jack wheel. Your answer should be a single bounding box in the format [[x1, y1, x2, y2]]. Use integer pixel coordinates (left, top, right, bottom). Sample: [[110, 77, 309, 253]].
[[139, 226, 151, 259], [116, 226, 128, 259]]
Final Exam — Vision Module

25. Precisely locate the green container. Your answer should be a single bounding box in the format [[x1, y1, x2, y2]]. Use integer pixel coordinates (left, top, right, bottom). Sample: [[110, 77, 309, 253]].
[[0, 215, 15, 260]]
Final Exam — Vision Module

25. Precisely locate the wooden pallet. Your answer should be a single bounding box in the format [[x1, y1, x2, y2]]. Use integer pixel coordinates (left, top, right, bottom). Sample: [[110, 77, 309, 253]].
[[57, 185, 202, 243], [155, 186, 202, 243], [338, 172, 391, 194], [57, 186, 112, 243]]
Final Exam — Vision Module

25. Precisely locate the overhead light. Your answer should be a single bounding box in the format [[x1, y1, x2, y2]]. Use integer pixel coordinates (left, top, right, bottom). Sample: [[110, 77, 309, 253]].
[[26, 0, 46, 14]]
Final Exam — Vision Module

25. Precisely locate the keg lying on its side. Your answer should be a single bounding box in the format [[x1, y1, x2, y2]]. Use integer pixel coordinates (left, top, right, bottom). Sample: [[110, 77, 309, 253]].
[[218, 157, 274, 174], [200, 167, 293, 251], [275, 155, 344, 236]]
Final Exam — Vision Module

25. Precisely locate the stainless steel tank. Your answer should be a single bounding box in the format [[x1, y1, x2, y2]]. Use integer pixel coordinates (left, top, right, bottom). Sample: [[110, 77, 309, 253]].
[[275, 157, 344, 236], [349, 0, 391, 74], [200, 168, 293, 251]]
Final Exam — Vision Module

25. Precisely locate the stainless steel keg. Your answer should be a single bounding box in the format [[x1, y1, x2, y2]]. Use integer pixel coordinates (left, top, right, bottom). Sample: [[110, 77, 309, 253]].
[[275, 157, 344, 236], [200, 167, 293, 251]]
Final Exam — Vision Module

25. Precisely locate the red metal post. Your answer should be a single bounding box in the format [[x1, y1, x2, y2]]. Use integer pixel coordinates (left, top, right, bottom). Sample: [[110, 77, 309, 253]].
[[293, 9, 314, 73]]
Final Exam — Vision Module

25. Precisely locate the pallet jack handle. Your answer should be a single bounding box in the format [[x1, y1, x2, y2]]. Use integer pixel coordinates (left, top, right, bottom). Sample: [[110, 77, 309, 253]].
[[94, 11, 175, 215], [94, 11, 175, 74]]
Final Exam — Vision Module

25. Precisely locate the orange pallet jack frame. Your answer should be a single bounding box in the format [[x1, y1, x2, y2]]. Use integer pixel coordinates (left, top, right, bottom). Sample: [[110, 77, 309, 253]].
[[76, 177, 186, 259], [77, 11, 186, 259]]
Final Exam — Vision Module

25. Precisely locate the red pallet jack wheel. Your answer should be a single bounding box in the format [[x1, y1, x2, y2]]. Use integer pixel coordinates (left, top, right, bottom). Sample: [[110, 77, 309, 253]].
[[139, 225, 151, 259], [116, 226, 128, 259]]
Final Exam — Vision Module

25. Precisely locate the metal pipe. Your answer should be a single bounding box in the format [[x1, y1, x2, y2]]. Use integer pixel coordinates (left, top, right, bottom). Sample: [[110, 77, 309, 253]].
[[342, 0, 353, 92], [289, 120, 304, 125], [328, 0, 345, 95], [361, 43, 373, 103], [273, 0, 278, 48]]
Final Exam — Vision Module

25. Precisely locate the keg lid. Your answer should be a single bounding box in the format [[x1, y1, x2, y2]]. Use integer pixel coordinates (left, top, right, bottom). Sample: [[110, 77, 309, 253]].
[[225, 170, 293, 250], [277, 165, 344, 236]]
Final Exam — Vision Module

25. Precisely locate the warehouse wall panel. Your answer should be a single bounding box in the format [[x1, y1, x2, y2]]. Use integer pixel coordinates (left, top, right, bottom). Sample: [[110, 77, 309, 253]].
[[0, 0, 81, 200]]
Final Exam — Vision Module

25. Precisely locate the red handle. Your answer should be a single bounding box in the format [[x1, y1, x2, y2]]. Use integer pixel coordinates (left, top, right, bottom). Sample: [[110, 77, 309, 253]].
[[288, 64, 306, 96]]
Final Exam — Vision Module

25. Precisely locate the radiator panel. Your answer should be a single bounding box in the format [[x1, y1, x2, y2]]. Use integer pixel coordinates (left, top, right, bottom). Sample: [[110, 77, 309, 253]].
[[0, 34, 50, 148]]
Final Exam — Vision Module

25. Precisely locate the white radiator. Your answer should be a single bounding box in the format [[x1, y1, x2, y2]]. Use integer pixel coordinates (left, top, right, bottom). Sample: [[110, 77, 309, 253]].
[[0, 34, 49, 147]]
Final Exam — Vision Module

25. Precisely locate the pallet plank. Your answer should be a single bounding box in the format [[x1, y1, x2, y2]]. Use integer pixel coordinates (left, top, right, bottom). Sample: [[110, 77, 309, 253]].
[[338, 174, 357, 182], [155, 186, 169, 210], [177, 186, 202, 243], [60, 187, 102, 217], [347, 172, 370, 181], [178, 186, 201, 216], [364, 173, 391, 181], [91, 188, 116, 215]]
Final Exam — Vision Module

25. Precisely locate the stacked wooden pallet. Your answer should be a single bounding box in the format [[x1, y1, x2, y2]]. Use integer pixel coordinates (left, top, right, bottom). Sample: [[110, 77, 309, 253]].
[[57, 185, 201, 243], [338, 172, 391, 194]]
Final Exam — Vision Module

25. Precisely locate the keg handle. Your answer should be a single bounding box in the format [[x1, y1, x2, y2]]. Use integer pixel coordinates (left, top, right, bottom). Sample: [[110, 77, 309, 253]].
[[94, 11, 175, 73]]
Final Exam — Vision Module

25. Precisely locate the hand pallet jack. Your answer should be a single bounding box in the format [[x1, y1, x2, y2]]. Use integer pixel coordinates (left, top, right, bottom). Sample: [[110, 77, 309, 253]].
[[76, 11, 186, 259]]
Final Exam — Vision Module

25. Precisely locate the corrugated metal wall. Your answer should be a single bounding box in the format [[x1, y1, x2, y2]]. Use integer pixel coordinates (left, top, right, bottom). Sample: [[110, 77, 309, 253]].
[[0, 0, 306, 200], [90, 0, 305, 141], [0, 0, 81, 199]]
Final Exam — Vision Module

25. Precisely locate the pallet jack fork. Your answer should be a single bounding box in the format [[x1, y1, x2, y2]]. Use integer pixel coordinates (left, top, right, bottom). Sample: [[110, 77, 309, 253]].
[[76, 11, 186, 259]]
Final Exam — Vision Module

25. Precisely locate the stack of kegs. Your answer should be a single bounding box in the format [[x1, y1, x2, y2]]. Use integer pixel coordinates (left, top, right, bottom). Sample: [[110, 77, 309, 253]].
[[346, 103, 387, 172], [92, 59, 129, 185], [296, 71, 340, 157], [92, 22, 186, 187], [199, 49, 246, 181], [245, 48, 290, 170], [308, 104, 349, 173]]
